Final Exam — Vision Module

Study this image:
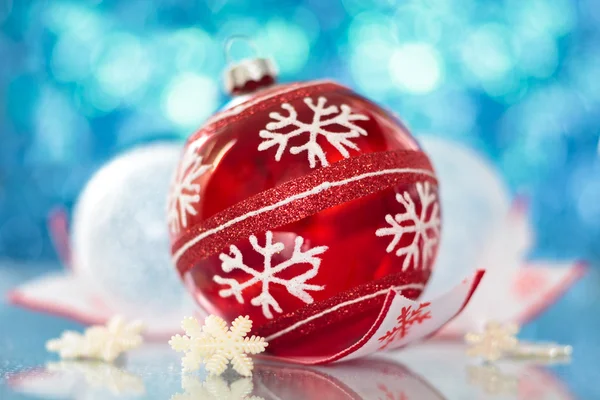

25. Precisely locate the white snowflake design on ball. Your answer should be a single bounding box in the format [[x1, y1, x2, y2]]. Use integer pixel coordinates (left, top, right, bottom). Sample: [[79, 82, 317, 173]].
[[168, 140, 212, 234], [214, 231, 328, 319], [169, 315, 268, 377], [258, 96, 369, 168], [376, 182, 441, 271]]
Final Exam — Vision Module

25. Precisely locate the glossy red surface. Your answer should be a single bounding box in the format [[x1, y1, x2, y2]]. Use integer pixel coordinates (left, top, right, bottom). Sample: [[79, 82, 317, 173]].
[[170, 81, 440, 334]]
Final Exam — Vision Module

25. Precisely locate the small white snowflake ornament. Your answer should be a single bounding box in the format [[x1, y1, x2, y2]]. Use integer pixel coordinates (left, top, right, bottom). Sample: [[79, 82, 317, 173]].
[[169, 315, 268, 377], [465, 321, 519, 362], [46, 316, 144, 362], [46, 331, 96, 360]]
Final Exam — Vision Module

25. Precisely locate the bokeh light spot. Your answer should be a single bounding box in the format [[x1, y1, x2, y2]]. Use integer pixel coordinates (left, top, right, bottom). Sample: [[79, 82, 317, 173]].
[[461, 24, 515, 83], [389, 42, 443, 94], [576, 173, 600, 227], [350, 38, 394, 98], [254, 20, 310, 75], [514, 32, 558, 78], [44, 3, 104, 34], [162, 73, 218, 128], [348, 11, 394, 45], [94, 33, 152, 101], [29, 87, 90, 164], [162, 28, 219, 74], [508, 0, 575, 38]]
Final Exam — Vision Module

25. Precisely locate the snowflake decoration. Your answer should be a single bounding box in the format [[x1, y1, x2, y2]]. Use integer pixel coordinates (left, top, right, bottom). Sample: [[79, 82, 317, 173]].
[[466, 364, 519, 395], [258, 96, 369, 168], [171, 375, 263, 400], [168, 140, 212, 234], [214, 231, 328, 319], [465, 321, 520, 362], [376, 181, 441, 271], [46, 361, 145, 395], [169, 315, 268, 377], [378, 302, 431, 350], [46, 316, 144, 362]]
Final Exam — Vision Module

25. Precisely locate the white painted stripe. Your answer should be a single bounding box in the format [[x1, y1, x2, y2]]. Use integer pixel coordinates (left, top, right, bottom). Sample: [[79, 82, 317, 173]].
[[172, 167, 436, 264], [265, 283, 425, 341], [206, 80, 336, 126]]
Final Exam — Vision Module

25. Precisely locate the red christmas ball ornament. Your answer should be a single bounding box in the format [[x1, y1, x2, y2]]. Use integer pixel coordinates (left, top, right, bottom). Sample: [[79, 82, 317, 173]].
[[168, 51, 445, 361]]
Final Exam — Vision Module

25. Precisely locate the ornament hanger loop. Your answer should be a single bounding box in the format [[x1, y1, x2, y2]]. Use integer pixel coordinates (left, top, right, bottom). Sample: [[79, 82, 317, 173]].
[[222, 35, 277, 96], [224, 35, 260, 65]]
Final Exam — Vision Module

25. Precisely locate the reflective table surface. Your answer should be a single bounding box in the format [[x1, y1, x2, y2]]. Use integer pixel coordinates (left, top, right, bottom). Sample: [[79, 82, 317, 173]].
[[0, 263, 595, 400], [1, 341, 578, 400]]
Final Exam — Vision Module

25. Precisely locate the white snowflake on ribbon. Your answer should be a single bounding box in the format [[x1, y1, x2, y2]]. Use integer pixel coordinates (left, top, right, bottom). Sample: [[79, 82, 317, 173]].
[[377, 383, 408, 400], [168, 140, 212, 234], [171, 375, 263, 400], [214, 231, 328, 319], [258, 96, 369, 168], [378, 302, 431, 350], [169, 315, 268, 377], [376, 181, 441, 271], [46, 316, 144, 362]]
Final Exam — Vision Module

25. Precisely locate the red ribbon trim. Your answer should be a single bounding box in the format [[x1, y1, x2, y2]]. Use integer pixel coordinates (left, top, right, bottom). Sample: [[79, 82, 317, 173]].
[[259, 270, 484, 365], [187, 81, 343, 144]]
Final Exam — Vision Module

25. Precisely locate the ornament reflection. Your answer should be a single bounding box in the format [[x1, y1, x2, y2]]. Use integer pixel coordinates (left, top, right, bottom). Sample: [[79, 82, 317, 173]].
[[171, 375, 263, 400], [169, 357, 444, 400], [46, 361, 145, 396], [466, 362, 574, 399], [7, 343, 576, 400], [467, 364, 519, 395], [397, 342, 576, 400], [8, 361, 145, 398]]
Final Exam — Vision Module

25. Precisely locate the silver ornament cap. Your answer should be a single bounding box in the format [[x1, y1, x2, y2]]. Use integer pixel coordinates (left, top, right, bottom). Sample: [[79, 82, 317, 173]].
[[223, 37, 278, 95]]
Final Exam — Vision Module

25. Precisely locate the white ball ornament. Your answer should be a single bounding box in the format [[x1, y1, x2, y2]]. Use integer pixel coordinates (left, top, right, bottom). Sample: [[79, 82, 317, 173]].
[[419, 136, 511, 295], [71, 143, 193, 326]]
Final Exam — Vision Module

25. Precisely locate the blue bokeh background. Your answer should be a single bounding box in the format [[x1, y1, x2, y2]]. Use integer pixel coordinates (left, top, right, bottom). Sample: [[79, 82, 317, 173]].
[[1, 0, 600, 398], [1, 0, 599, 263]]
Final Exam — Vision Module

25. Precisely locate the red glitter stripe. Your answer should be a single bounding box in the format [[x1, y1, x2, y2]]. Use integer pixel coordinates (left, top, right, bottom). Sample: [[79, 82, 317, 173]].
[[187, 81, 344, 144], [174, 149, 436, 276]]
